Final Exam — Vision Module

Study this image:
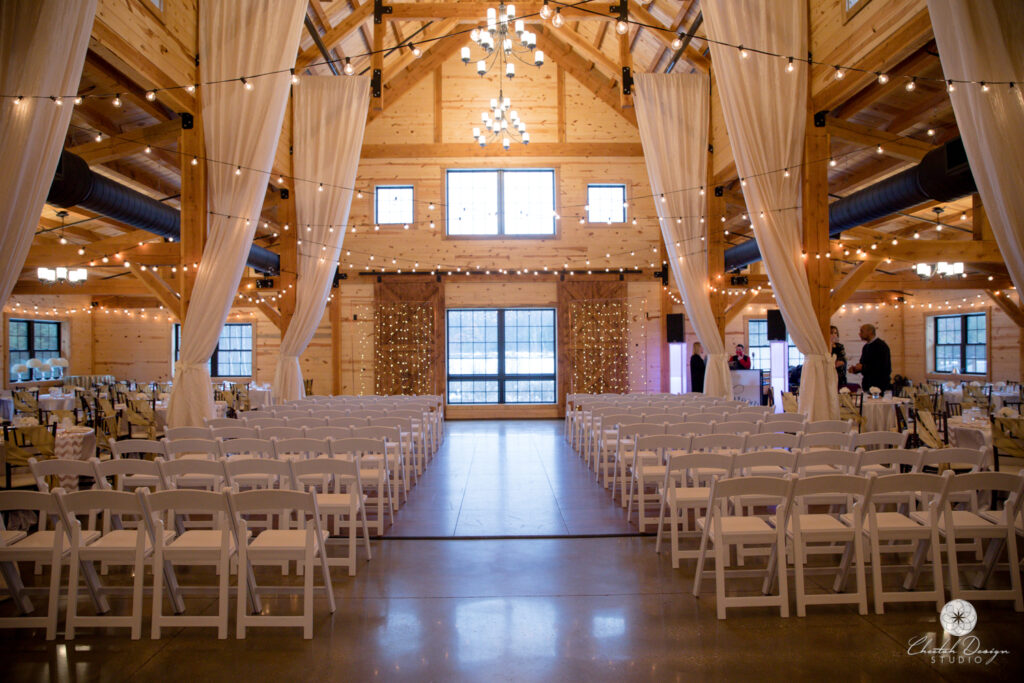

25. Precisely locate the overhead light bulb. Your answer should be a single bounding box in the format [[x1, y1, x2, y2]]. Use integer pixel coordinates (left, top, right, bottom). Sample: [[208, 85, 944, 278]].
[[834, 66, 845, 80], [74, 96, 82, 105], [672, 36, 683, 50], [112, 94, 121, 107], [905, 78, 916, 92], [786, 57, 794, 73], [145, 90, 156, 101], [876, 72, 889, 84], [242, 77, 252, 90], [552, 8, 563, 28], [186, 84, 196, 94], [344, 58, 354, 76], [616, 21, 628, 35], [412, 45, 422, 58], [540, 1, 552, 20]]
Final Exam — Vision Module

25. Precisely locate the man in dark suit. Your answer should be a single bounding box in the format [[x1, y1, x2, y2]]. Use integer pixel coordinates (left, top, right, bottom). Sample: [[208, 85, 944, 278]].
[[849, 324, 891, 392]]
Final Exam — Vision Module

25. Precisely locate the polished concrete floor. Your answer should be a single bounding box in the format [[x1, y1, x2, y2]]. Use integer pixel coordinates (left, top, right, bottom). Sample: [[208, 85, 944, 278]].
[[1, 419, 1023, 681]]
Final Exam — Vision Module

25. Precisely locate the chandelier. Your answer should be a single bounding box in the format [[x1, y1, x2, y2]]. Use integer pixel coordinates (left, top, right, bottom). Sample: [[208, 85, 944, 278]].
[[38, 266, 88, 284], [461, 4, 544, 149]]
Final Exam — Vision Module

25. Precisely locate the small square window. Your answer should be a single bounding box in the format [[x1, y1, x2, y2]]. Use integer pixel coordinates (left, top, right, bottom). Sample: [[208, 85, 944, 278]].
[[375, 185, 414, 225], [587, 184, 627, 224]]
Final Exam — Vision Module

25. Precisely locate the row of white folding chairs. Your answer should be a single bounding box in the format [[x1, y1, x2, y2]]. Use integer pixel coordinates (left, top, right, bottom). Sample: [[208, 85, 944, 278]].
[[0, 485, 342, 640], [673, 468, 1024, 618], [195, 420, 429, 482], [111, 438, 399, 532], [589, 419, 854, 485], [613, 432, 923, 523]]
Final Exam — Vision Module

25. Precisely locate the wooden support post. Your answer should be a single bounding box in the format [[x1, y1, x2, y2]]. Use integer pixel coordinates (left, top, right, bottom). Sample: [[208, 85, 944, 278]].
[[179, 114, 205, 318], [278, 98, 298, 334], [831, 257, 882, 314], [331, 292, 342, 394], [707, 152, 726, 337], [556, 66, 566, 143], [803, 112, 832, 341], [371, 19, 385, 113], [618, 22, 633, 111], [433, 68, 443, 143], [972, 193, 994, 241]]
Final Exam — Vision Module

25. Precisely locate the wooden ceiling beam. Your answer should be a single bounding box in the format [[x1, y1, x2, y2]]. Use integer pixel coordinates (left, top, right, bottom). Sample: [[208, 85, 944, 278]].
[[830, 157, 911, 195], [385, 18, 461, 77], [295, 3, 373, 70], [826, 117, 936, 163], [836, 240, 1004, 264], [127, 263, 181, 321], [529, 21, 619, 77], [66, 119, 181, 165], [84, 50, 177, 122], [829, 45, 935, 120], [628, 2, 708, 72], [985, 290, 1024, 329], [388, 3, 617, 21], [361, 142, 643, 157], [830, 256, 882, 313]]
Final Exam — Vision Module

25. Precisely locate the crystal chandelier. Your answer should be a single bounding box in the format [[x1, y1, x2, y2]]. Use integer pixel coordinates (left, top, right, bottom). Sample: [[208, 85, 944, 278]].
[[37, 266, 88, 284], [461, 4, 544, 149]]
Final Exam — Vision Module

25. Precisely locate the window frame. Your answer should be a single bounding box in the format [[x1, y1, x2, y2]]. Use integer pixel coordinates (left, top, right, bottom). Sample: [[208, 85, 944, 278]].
[[746, 318, 804, 371], [446, 307, 557, 405], [173, 322, 253, 378], [586, 183, 628, 224], [932, 312, 986, 375], [374, 184, 415, 226], [8, 319, 62, 382], [445, 168, 558, 238]]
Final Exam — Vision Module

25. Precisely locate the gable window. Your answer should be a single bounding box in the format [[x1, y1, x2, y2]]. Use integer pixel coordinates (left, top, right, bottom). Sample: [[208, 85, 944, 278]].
[[933, 313, 986, 374], [587, 184, 627, 224], [446, 169, 556, 236], [375, 185, 414, 225], [8, 319, 61, 382], [173, 323, 253, 378]]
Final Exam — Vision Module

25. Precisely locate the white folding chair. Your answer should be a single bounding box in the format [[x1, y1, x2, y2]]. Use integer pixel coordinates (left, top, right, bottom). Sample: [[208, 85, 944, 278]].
[[289, 457, 372, 576], [353, 425, 407, 506], [804, 420, 854, 435], [210, 426, 259, 440], [692, 476, 794, 619], [783, 474, 874, 616], [138, 488, 237, 639], [286, 417, 327, 430], [800, 431, 854, 451], [613, 423, 666, 503], [204, 418, 239, 429], [109, 440, 166, 490], [842, 471, 952, 614], [852, 431, 909, 451], [627, 433, 688, 530], [305, 426, 353, 440], [54, 488, 171, 640], [243, 417, 287, 429], [759, 418, 805, 434], [656, 450, 734, 568], [665, 421, 713, 437], [228, 488, 336, 639], [744, 432, 801, 452], [330, 437, 394, 534], [712, 421, 760, 436], [0, 490, 73, 639], [934, 471, 1024, 610], [258, 426, 306, 441]]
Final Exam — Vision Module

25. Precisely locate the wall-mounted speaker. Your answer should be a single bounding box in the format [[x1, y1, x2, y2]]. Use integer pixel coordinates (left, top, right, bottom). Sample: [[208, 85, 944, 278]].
[[766, 309, 787, 342], [666, 313, 685, 343]]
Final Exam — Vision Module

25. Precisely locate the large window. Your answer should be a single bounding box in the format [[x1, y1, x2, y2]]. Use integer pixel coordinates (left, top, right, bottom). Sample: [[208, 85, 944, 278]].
[[173, 323, 253, 377], [375, 185, 414, 225], [934, 313, 986, 374], [747, 319, 803, 371], [8, 319, 61, 382], [446, 308, 556, 404], [446, 169, 555, 236], [587, 184, 627, 224]]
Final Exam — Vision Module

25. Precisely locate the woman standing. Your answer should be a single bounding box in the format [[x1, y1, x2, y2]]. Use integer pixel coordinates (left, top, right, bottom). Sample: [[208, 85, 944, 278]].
[[690, 341, 706, 393], [831, 325, 847, 389]]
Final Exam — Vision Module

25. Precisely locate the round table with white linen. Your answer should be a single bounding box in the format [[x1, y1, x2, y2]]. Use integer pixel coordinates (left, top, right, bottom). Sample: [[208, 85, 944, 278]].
[[37, 393, 76, 412], [943, 388, 1019, 411], [861, 396, 910, 432], [948, 415, 992, 450], [249, 388, 273, 409]]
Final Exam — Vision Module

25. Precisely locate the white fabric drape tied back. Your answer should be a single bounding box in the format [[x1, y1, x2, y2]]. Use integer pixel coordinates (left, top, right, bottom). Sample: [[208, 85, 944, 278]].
[[633, 73, 731, 399], [706, 353, 732, 399], [271, 76, 370, 403], [702, 0, 838, 420]]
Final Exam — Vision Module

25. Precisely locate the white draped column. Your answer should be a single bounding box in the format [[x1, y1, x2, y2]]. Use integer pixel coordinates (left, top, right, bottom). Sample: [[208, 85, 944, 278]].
[[273, 76, 370, 402], [634, 73, 730, 399], [166, 0, 306, 427], [0, 0, 96, 306], [928, 0, 1024, 296], [702, 0, 838, 420]]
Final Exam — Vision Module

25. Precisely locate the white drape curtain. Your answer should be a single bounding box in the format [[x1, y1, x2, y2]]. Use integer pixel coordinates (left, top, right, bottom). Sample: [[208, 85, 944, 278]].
[[634, 73, 730, 398], [272, 76, 370, 401], [928, 0, 1024, 296], [0, 0, 96, 307], [703, 0, 838, 420], [167, 0, 306, 427]]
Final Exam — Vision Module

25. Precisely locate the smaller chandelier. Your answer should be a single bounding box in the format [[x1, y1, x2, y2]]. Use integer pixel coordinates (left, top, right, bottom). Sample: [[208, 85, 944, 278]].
[[38, 266, 88, 284], [915, 261, 965, 278], [474, 93, 529, 149]]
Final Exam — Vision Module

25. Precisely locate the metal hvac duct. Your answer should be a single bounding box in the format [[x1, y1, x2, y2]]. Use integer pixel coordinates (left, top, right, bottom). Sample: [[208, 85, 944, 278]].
[[46, 150, 280, 275], [722, 137, 977, 271]]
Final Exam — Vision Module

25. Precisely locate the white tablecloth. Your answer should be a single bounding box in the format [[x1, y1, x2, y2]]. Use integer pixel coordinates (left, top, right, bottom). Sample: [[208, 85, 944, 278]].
[[249, 388, 273, 409], [38, 394, 76, 412], [154, 400, 227, 429], [943, 388, 1018, 411], [861, 397, 910, 432], [54, 427, 97, 491]]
